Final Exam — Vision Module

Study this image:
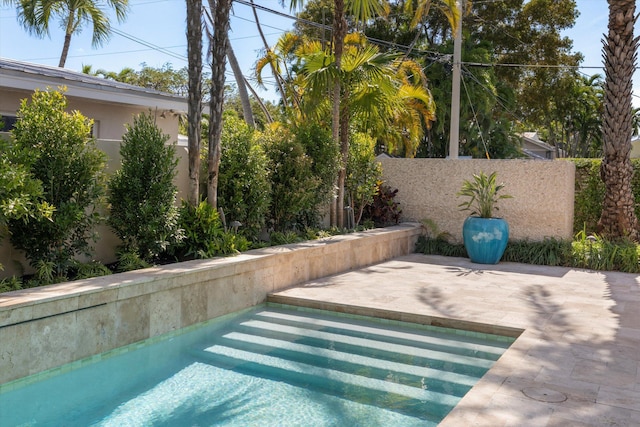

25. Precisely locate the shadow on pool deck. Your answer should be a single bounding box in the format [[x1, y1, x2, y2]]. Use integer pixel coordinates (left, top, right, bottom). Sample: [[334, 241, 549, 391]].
[[269, 254, 640, 427]]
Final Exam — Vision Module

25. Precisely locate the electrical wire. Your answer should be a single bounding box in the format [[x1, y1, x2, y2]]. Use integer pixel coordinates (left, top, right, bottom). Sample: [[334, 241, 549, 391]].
[[461, 72, 491, 159], [110, 28, 186, 61]]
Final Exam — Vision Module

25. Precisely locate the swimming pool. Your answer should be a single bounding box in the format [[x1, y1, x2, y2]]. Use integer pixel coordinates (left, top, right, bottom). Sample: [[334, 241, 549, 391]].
[[0, 304, 514, 426]]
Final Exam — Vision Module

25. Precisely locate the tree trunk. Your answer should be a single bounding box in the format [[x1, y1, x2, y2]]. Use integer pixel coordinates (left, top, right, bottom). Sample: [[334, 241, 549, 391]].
[[331, 0, 347, 228], [206, 0, 232, 208], [59, 10, 76, 67], [337, 88, 350, 228], [186, 0, 203, 206], [227, 44, 255, 129], [250, 0, 289, 107], [244, 77, 274, 124], [598, 0, 639, 240]]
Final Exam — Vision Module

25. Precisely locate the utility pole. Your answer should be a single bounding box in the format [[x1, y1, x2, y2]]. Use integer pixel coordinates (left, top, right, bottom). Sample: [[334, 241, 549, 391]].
[[448, 0, 463, 159]]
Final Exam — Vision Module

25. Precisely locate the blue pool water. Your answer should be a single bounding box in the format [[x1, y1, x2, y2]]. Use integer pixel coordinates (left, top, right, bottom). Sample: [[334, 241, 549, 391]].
[[0, 304, 514, 426]]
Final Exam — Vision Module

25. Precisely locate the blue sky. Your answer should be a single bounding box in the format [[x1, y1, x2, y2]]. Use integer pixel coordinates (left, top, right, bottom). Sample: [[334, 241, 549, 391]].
[[0, 0, 634, 105], [0, 0, 294, 101]]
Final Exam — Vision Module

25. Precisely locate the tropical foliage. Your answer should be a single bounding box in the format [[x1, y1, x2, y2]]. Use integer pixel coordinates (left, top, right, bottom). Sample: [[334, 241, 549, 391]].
[[7, 88, 106, 283], [217, 113, 271, 236], [5, 0, 129, 67], [108, 112, 181, 262], [457, 171, 512, 219]]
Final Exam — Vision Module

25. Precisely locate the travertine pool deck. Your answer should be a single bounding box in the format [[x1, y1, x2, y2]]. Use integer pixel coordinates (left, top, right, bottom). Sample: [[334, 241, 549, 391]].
[[268, 254, 640, 426]]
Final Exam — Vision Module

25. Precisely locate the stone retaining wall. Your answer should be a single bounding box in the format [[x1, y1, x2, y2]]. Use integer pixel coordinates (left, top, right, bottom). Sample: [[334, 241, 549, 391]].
[[0, 224, 420, 386]]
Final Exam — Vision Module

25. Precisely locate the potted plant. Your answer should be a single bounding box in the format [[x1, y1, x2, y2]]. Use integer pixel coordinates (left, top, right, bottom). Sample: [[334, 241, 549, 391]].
[[457, 171, 512, 264]]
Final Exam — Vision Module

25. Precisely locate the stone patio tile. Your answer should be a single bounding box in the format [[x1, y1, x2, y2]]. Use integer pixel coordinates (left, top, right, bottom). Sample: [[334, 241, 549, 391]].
[[597, 386, 640, 412], [571, 359, 638, 389], [547, 405, 634, 427], [480, 392, 555, 427]]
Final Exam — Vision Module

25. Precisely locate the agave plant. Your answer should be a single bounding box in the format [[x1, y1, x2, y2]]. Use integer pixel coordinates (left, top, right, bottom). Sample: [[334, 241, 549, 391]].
[[457, 171, 512, 218]]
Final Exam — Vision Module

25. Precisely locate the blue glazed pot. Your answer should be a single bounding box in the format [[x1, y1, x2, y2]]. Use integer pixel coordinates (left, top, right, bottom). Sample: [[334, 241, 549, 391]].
[[462, 216, 509, 264]]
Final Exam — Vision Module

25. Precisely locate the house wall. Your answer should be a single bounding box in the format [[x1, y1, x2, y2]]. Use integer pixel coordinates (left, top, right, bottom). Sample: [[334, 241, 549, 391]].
[[0, 224, 421, 386], [0, 88, 180, 141], [379, 158, 575, 242]]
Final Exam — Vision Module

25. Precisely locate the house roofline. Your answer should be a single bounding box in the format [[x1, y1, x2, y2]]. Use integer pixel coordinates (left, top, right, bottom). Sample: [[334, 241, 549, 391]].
[[521, 134, 555, 151], [0, 58, 187, 112]]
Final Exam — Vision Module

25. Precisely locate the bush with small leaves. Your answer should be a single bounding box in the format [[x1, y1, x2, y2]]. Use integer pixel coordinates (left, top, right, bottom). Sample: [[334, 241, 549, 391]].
[[108, 112, 181, 262], [261, 125, 321, 231], [346, 132, 382, 227], [294, 123, 340, 227], [217, 113, 271, 238], [7, 88, 105, 281]]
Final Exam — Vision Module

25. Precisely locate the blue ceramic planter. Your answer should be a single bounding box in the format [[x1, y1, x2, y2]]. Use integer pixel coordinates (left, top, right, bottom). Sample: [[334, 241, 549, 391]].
[[462, 216, 509, 264]]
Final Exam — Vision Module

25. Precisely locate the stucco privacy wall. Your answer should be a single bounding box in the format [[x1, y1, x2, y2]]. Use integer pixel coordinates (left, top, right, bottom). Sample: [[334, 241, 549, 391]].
[[0, 224, 421, 386], [379, 159, 575, 242]]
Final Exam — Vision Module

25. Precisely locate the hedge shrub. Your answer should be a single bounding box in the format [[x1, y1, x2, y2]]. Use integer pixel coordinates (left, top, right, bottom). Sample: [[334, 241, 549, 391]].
[[217, 114, 271, 237], [108, 112, 181, 262], [8, 88, 106, 282]]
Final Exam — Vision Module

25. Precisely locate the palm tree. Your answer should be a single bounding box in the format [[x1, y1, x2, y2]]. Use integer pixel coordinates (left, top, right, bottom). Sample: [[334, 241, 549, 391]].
[[289, 0, 457, 226], [300, 35, 435, 142], [598, 0, 639, 239], [6, 0, 129, 67], [227, 44, 255, 129], [289, 0, 388, 227], [186, 0, 203, 206], [255, 32, 305, 111]]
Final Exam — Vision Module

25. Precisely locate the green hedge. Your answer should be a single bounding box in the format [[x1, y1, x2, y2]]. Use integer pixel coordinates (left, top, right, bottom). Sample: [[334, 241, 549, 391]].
[[571, 159, 640, 234]]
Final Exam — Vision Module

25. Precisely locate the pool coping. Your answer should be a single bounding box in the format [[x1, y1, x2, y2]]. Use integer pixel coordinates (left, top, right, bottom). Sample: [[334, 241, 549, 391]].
[[267, 295, 523, 339]]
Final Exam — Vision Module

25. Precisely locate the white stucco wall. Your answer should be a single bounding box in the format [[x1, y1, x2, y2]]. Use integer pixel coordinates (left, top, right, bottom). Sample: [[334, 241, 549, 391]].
[[379, 158, 576, 243]]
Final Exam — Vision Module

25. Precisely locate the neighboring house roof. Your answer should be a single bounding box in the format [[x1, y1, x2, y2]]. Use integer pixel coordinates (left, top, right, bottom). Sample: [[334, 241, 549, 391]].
[[521, 132, 556, 152], [521, 148, 549, 160], [0, 57, 187, 112]]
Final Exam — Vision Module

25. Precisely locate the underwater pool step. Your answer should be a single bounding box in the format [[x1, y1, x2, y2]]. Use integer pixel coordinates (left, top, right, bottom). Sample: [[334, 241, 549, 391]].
[[217, 331, 477, 396], [255, 309, 508, 360], [192, 345, 459, 420], [235, 319, 493, 376]]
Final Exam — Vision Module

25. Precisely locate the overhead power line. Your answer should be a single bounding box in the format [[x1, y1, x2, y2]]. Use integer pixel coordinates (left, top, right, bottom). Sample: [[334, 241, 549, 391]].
[[111, 28, 186, 62], [232, 0, 606, 71]]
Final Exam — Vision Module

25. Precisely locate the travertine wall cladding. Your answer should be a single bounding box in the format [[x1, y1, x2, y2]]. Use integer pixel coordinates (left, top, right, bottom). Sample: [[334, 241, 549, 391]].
[[379, 159, 575, 242], [0, 224, 420, 386]]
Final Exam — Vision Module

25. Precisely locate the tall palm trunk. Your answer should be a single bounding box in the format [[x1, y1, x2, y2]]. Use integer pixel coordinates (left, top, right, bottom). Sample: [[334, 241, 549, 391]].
[[186, 0, 203, 206], [332, 0, 347, 227], [59, 9, 76, 67], [598, 0, 639, 239], [206, 0, 232, 208], [250, 0, 289, 106], [227, 44, 256, 129]]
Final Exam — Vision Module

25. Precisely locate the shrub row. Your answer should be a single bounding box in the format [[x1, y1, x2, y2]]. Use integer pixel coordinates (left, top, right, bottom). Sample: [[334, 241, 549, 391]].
[[416, 233, 640, 273], [1, 89, 385, 289]]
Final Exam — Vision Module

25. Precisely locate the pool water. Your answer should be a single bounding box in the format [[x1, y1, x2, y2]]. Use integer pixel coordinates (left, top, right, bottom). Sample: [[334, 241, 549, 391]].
[[0, 304, 514, 426]]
